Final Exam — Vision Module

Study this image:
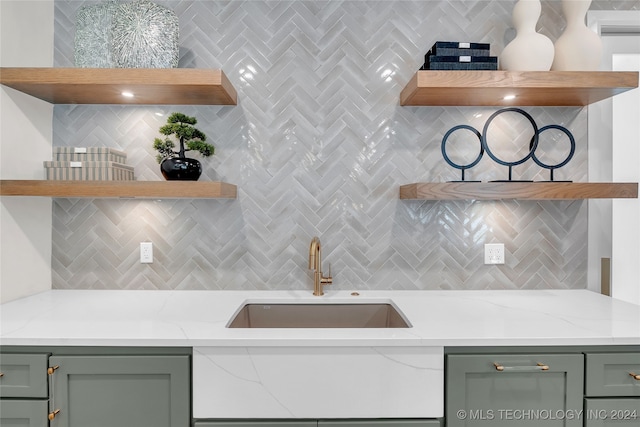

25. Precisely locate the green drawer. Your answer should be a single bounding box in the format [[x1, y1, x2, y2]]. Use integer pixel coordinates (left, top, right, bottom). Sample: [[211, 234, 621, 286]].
[[0, 399, 49, 427], [193, 421, 442, 427], [319, 420, 442, 426], [584, 398, 640, 426], [0, 353, 49, 398], [585, 353, 640, 397], [193, 422, 315, 426]]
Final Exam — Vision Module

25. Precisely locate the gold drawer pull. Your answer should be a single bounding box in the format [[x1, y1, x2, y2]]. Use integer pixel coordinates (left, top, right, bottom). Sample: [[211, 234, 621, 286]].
[[0, 372, 4, 378], [630, 372, 640, 381], [494, 362, 549, 372], [48, 365, 59, 375], [48, 409, 60, 420]]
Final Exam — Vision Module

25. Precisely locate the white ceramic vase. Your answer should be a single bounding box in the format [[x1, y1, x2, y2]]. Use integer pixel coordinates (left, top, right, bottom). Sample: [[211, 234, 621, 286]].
[[500, 0, 554, 71], [552, 0, 602, 71]]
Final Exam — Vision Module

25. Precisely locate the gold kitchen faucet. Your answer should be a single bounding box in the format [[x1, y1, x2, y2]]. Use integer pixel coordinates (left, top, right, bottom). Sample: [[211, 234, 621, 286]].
[[309, 236, 332, 296]]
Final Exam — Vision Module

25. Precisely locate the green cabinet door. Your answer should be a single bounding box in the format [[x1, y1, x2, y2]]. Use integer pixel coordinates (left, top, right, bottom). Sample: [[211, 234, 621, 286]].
[[446, 353, 584, 427], [584, 398, 640, 426], [0, 400, 49, 427], [193, 421, 441, 426], [318, 420, 442, 426], [193, 422, 316, 426], [49, 355, 190, 427]]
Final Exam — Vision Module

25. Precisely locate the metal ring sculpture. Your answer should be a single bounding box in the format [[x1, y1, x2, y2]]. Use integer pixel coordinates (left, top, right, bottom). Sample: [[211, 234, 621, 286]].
[[482, 108, 539, 181], [441, 125, 484, 182], [529, 124, 576, 182]]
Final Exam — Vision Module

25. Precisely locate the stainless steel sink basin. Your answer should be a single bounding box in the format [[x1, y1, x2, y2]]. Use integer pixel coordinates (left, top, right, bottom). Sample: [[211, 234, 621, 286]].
[[226, 302, 411, 328]]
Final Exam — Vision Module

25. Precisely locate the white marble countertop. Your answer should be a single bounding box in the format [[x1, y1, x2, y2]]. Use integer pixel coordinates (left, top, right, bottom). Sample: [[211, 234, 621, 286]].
[[1, 289, 639, 347]]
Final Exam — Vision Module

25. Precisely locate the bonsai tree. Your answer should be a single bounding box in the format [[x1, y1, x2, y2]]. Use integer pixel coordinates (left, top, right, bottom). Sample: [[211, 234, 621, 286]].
[[153, 112, 214, 163]]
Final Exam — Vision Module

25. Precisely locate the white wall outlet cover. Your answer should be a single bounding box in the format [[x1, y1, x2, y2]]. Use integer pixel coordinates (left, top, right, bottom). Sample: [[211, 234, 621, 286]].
[[140, 242, 153, 264], [484, 243, 505, 265]]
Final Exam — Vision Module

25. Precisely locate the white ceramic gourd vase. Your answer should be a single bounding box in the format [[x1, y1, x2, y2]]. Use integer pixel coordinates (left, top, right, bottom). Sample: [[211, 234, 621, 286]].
[[500, 0, 554, 71], [552, 0, 602, 71]]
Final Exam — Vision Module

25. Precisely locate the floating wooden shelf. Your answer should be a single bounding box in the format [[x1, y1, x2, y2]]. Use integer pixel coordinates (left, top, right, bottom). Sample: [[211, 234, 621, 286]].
[[399, 182, 638, 200], [400, 71, 639, 106], [0, 67, 237, 105], [0, 180, 237, 199]]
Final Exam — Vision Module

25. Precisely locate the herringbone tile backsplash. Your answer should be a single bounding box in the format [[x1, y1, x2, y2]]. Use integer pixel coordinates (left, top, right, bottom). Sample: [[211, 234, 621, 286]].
[[51, 0, 639, 291]]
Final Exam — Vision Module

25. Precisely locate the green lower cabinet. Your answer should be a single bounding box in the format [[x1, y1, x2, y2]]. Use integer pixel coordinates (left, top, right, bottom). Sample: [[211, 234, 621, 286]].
[[585, 353, 640, 397], [584, 399, 640, 426], [0, 400, 49, 427], [193, 422, 315, 426], [318, 420, 442, 426], [49, 355, 190, 427], [193, 421, 441, 427], [0, 353, 49, 398], [446, 353, 584, 427]]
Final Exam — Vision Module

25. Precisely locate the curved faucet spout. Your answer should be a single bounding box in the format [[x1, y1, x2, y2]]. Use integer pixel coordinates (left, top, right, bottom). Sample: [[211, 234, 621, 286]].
[[308, 236, 332, 296], [309, 236, 320, 271]]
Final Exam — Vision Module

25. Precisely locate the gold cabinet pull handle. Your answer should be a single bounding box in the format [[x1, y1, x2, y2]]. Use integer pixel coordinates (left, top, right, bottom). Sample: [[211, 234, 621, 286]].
[[0, 372, 4, 378], [629, 372, 640, 381], [48, 409, 61, 420], [494, 362, 549, 372], [48, 365, 59, 375]]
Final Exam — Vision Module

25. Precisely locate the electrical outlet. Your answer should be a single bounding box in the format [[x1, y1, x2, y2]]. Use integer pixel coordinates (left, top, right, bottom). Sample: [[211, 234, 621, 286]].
[[140, 242, 153, 264], [484, 243, 505, 265]]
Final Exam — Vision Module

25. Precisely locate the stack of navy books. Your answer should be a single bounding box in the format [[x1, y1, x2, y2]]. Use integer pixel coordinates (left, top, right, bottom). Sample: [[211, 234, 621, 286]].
[[420, 41, 497, 70]]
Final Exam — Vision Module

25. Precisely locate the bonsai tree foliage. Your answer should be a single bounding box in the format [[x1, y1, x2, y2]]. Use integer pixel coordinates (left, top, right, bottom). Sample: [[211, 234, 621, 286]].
[[153, 112, 214, 163]]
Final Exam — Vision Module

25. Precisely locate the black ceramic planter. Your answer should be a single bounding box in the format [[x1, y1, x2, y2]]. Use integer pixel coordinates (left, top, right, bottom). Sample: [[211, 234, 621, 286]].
[[160, 157, 202, 181]]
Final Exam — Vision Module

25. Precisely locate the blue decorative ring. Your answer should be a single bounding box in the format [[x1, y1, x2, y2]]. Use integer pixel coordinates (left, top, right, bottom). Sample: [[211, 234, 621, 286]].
[[441, 125, 484, 171], [482, 108, 539, 167]]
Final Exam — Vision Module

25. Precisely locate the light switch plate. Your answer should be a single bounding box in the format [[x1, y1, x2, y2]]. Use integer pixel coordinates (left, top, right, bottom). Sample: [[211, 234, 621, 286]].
[[484, 243, 505, 265]]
